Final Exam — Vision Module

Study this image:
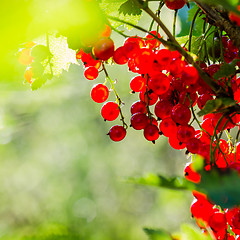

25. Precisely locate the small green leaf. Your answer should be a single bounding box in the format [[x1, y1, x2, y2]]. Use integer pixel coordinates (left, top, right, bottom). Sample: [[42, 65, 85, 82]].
[[196, 169, 240, 208], [31, 45, 52, 62], [198, 99, 223, 116], [119, 0, 142, 16], [143, 228, 172, 240], [213, 62, 236, 80], [128, 173, 195, 190], [31, 76, 47, 91], [180, 224, 212, 240]]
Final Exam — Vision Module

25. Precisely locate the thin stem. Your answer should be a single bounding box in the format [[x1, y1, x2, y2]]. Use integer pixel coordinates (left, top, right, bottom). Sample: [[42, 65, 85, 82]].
[[102, 63, 128, 129], [188, 8, 201, 52], [210, 114, 225, 164], [173, 9, 178, 38], [111, 26, 129, 38]]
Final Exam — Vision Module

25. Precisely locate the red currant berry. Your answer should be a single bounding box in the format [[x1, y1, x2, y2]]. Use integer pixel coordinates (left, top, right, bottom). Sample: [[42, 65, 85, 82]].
[[148, 73, 170, 95], [108, 125, 126, 141], [168, 134, 186, 150], [91, 84, 109, 103], [144, 31, 161, 49], [113, 46, 128, 65], [165, 0, 186, 10], [130, 76, 146, 92], [159, 117, 178, 137], [131, 101, 147, 115], [139, 89, 158, 105], [186, 137, 202, 154], [143, 124, 159, 142], [197, 94, 213, 109], [154, 100, 174, 119], [171, 104, 191, 125], [101, 101, 120, 121], [184, 163, 201, 183], [84, 67, 99, 80], [181, 65, 199, 86], [131, 113, 148, 130], [93, 37, 115, 61], [209, 212, 227, 232], [155, 49, 172, 66], [177, 125, 195, 143]]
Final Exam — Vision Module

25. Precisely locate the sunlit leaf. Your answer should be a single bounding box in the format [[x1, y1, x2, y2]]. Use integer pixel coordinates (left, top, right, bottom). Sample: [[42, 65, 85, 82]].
[[128, 173, 195, 190], [144, 228, 172, 240]]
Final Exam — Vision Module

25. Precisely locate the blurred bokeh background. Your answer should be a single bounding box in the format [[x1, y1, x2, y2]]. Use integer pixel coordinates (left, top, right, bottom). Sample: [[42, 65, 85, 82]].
[[0, 2, 195, 239]]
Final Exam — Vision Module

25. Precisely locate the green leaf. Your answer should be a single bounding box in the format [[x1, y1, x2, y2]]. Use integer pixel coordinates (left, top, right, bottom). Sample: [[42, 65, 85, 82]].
[[31, 76, 48, 91], [196, 169, 240, 208], [143, 228, 172, 240], [1, 0, 105, 80], [197, 99, 223, 116], [198, 97, 237, 116], [187, 4, 204, 37], [31, 45, 52, 62], [100, 0, 142, 29], [213, 62, 236, 80], [119, 0, 142, 15], [180, 224, 212, 240], [128, 173, 195, 190]]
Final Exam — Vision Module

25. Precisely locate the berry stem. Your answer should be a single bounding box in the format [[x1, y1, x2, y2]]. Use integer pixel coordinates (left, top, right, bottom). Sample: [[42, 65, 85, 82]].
[[173, 9, 178, 38], [188, 8, 201, 52], [102, 63, 128, 129]]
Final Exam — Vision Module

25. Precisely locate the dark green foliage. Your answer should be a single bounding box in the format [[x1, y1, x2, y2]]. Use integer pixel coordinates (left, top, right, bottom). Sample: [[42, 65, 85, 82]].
[[197, 169, 240, 208], [119, 0, 142, 16]]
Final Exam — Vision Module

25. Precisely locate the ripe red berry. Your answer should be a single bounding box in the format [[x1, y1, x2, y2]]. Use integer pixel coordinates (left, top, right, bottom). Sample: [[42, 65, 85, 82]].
[[177, 125, 195, 143], [184, 163, 201, 183], [91, 84, 109, 103], [84, 67, 99, 80], [155, 49, 172, 66], [209, 212, 227, 232], [165, 0, 186, 10], [154, 100, 173, 119], [131, 113, 148, 130], [130, 101, 147, 115], [130, 76, 146, 92], [159, 117, 178, 137], [171, 104, 191, 125], [101, 101, 120, 121], [181, 65, 199, 86], [93, 37, 115, 61], [186, 137, 202, 154], [113, 46, 128, 65], [139, 88, 158, 105], [108, 125, 126, 141], [144, 31, 161, 49], [143, 124, 159, 142], [148, 73, 170, 95]]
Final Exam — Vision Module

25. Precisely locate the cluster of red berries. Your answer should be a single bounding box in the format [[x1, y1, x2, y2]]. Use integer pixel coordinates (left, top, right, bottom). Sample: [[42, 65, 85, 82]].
[[79, 26, 240, 237], [191, 191, 240, 240]]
